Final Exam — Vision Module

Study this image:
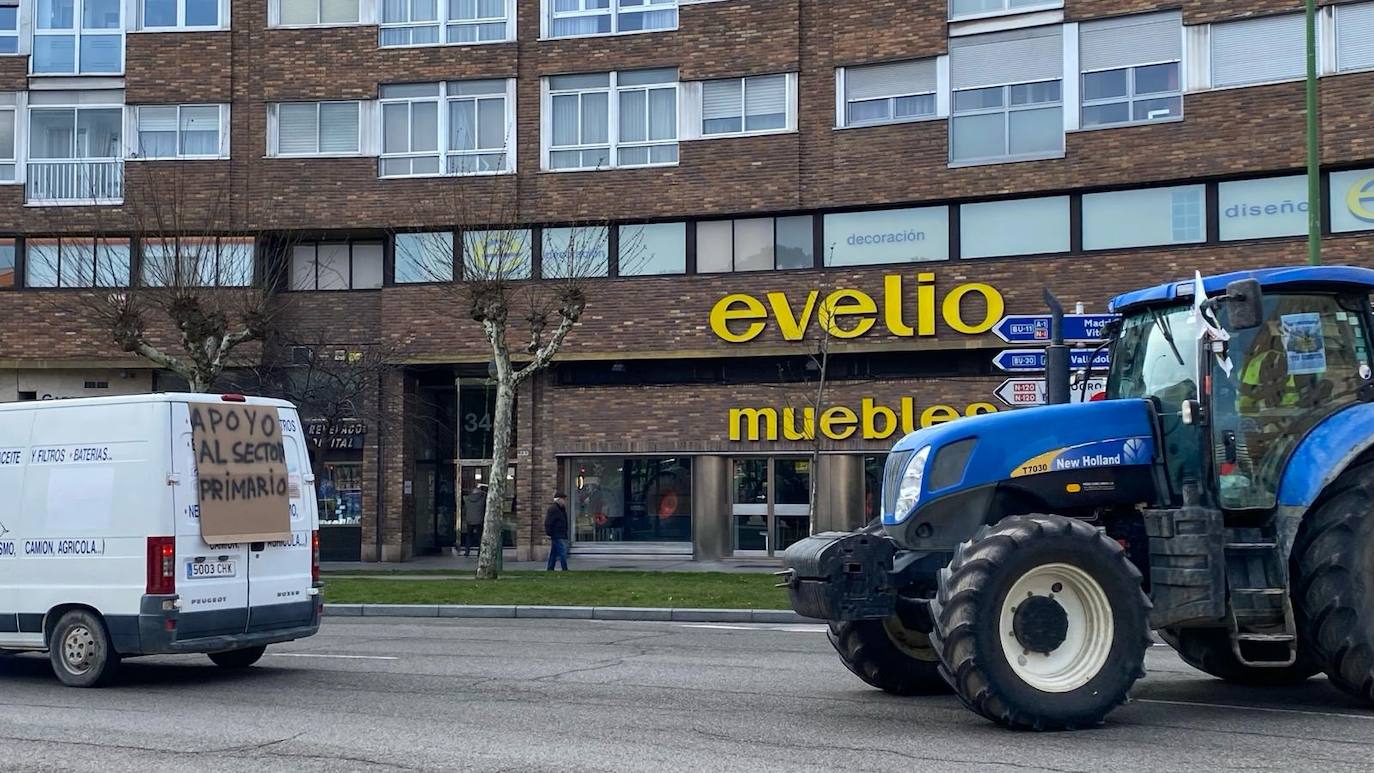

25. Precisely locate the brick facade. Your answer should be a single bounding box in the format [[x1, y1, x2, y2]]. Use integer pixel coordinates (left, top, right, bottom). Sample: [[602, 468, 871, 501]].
[[4, 0, 1374, 560]]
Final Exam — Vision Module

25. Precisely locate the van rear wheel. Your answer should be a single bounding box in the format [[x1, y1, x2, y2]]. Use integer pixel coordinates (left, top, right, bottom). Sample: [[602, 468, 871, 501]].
[[209, 646, 267, 669], [49, 610, 119, 688]]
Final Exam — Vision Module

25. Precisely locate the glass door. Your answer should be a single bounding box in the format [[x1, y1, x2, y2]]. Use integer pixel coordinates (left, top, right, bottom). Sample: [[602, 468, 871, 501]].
[[731, 457, 812, 556], [459, 463, 517, 547]]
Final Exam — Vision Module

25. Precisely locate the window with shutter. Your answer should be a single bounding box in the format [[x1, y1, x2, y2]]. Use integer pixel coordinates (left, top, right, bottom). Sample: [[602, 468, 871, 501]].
[[1080, 11, 1182, 128], [699, 74, 794, 137], [277, 103, 320, 154], [1211, 14, 1306, 87], [1337, 2, 1374, 72], [842, 58, 938, 127], [547, 0, 675, 38], [951, 27, 1063, 164]]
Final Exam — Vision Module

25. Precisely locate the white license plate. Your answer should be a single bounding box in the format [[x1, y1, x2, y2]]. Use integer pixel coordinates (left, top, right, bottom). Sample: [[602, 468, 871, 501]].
[[187, 559, 238, 579]]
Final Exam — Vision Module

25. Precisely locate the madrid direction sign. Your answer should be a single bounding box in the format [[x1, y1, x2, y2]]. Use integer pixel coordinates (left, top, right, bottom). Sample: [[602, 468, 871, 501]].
[[992, 314, 1120, 344], [993, 348, 1112, 373]]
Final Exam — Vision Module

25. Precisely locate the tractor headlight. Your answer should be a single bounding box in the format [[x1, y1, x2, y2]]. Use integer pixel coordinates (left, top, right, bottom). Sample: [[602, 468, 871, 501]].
[[892, 446, 930, 524]]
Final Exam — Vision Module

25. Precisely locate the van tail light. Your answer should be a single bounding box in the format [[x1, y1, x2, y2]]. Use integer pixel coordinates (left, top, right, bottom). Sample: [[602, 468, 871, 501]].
[[147, 536, 176, 595], [221, 393, 247, 402], [311, 530, 321, 584]]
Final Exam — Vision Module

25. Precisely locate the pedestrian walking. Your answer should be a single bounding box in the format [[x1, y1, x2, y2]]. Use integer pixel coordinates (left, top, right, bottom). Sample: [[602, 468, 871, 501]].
[[545, 492, 570, 571], [462, 483, 488, 558]]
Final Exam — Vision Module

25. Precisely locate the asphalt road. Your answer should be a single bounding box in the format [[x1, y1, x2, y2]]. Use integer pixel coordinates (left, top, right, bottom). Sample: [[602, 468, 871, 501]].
[[3, 618, 1374, 773]]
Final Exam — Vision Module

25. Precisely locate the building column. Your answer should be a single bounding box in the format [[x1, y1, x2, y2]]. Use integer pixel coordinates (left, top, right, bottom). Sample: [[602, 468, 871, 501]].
[[816, 455, 865, 534], [693, 455, 731, 560], [363, 368, 415, 562]]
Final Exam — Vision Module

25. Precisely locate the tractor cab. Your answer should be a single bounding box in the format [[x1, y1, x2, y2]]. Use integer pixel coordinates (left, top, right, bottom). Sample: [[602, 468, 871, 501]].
[[1107, 267, 1374, 514]]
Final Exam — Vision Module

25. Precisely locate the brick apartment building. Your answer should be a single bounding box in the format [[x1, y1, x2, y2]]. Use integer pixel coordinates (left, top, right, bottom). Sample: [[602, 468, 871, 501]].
[[1, 0, 1374, 561]]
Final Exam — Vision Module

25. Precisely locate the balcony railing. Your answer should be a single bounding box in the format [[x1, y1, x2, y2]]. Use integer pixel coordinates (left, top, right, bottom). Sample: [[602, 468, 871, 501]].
[[26, 159, 124, 205]]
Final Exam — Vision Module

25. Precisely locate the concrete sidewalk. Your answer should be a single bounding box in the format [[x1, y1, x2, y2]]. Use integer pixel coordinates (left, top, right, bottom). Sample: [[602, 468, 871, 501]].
[[322, 553, 785, 574], [324, 603, 817, 624]]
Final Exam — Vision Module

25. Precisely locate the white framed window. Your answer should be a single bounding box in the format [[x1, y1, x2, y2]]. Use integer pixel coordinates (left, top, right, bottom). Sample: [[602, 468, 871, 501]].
[[949, 0, 1062, 22], [0, 3, 20, 53], [273, 0, 364, 26], [698, 73, 794, 137], [949, 26, 1063, 164], [838, 59, 938, 128], [380, 79, 513, 177], [290, 241, 384, 290], [545, 0, 675, 39], [141, 236, 254, 287], [0, 104, 15, 182], [269, 101, 363, 156], [25, 236, 130, 287], [380, 0, 512, 46], [1211, 14, 1306, 88], [1336, 2, 1374, 73], [544, 68, 677, 171], [130, 104, 228, 158], [33, 0, 123, 75], [1080, 12, 1182, 128], [138, 0, 222, 30]]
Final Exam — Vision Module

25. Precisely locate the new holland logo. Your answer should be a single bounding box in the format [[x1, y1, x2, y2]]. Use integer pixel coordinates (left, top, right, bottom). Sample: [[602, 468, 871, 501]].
[[1121, 437, 1149, 465]]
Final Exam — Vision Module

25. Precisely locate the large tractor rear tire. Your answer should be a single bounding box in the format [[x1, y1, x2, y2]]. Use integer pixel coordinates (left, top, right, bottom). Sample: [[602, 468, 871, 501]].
[[1160, 627, 1320, 685], [931, 514, 1151, 730], [1293, 463, 1374, 704], [828, 615, 949, 696]]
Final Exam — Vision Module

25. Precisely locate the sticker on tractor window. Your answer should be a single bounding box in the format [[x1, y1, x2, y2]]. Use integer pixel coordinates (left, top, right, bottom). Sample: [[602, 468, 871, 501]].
[[1280, 313, 1327, 375], [1010, 437, 1154, 478]]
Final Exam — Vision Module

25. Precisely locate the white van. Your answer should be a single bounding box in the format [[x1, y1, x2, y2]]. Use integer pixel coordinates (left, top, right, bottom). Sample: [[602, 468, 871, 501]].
[[0, 393, 322, 686]]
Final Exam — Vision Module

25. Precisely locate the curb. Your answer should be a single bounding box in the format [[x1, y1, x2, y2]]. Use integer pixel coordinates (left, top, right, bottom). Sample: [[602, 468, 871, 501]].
[[324, 603, 821, 624]]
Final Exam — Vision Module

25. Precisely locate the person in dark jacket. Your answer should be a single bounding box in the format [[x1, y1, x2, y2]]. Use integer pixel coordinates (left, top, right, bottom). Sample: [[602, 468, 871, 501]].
[[461, 484, 487, 557], [544, 492, 570, 572]]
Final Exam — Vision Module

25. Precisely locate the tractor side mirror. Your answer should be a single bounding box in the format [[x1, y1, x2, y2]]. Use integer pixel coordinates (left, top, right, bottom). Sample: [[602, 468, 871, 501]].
[[1224, 278, 1264, 331]]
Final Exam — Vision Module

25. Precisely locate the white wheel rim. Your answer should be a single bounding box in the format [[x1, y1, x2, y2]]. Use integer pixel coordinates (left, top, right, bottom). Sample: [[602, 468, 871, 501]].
[[998, 563, 1113, 693], [62, 625, 97, 675]]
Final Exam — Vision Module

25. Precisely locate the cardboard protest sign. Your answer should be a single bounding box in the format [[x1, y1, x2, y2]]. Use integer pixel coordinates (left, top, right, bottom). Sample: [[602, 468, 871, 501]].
[[190, 403, 292, 543]]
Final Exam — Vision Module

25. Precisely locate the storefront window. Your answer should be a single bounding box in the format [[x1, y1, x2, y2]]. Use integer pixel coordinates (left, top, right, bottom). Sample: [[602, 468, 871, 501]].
[[1330, 168, 1374, 234], [864, 454, 885, 524], [317, 461, 363, 525], [458, 382, 496, 459], [732, 458, 768, 552], [1218, 175, 1307, 241], [773, 458, 811, 551], [571, 456, 693, 543]]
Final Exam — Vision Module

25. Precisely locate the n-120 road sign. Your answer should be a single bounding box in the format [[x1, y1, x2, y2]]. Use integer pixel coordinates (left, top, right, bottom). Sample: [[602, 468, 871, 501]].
[[995, 377, 1108, 407], [992, 314, 1120, 344], [993, 348, 1112, 373]]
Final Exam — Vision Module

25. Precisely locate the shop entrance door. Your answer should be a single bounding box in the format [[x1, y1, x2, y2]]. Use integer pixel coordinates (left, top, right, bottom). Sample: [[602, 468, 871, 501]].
[[731, 457, 812, 556], [458, 463, 517, 550]]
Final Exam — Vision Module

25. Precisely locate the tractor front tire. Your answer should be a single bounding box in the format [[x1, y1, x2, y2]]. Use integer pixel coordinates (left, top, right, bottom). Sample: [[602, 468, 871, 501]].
[[931, 514, 1152, 730], [1293, 463, 1374, 703], [1160, 627, 1320, 686], [828, 615, 948, 696]]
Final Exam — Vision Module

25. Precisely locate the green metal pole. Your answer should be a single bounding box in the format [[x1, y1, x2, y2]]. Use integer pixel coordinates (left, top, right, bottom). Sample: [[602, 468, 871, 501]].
[[1306, 0, 1322, 266]]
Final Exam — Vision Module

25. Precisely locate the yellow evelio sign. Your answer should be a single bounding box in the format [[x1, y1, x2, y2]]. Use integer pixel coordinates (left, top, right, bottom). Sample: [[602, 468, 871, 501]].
[[709, 272, 1006, 343], [729, 398, 998, 442]]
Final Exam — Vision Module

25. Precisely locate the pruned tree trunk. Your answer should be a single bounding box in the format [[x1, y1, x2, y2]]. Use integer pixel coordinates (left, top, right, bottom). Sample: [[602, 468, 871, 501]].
[[476, 360, 516, 580]]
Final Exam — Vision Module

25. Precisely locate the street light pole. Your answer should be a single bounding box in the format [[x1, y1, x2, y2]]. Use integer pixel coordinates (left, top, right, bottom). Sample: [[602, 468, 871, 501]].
[[1305, 0, 1322, 266]]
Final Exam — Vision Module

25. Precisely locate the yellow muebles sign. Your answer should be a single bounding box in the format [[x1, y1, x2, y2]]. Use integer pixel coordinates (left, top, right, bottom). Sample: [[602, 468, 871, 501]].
[[709, 272, 1006, 343], [728, 398, 998, 442]]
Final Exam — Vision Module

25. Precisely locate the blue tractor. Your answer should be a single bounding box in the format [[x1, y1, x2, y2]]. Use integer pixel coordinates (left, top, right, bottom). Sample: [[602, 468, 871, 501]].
[[782, 266, 1374, 730]]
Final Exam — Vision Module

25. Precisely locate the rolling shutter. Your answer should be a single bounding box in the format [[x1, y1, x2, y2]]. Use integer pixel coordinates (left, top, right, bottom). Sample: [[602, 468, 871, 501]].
[[846, 58, 937, 100], [1211, 14, 1305, 87], [951, 25, 1063, 90], [1080, 11, 1181, 71], [1337, 2, 1374, 72]]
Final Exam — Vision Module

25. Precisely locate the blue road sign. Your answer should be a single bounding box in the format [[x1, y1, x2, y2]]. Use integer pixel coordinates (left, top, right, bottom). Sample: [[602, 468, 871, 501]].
[[993, 348, 1112, 373], [992, 314, 1120, 344]]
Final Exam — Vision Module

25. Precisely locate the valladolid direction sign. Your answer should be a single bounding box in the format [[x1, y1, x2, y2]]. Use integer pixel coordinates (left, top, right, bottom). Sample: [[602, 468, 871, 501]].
[[992, 314, 1120, 344], [993, 348, 1112, 373], [995, 377, 1109, 407]]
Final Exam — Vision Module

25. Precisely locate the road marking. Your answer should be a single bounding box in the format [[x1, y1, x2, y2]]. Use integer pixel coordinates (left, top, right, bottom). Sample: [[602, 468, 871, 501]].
[[1137, 698, 1374, 721], [269, 653, 399, 661], [681, 624, 828, 633]]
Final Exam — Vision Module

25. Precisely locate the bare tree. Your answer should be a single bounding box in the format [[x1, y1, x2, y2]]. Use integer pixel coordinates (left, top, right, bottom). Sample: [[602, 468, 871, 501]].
[[35, 161, 280, 392], [398, 189, 633, 579], [771, 285, 840, 536]]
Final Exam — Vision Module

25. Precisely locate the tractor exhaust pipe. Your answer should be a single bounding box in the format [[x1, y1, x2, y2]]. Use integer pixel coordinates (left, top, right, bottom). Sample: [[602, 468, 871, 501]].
[[1043, 289, 1070, 406]]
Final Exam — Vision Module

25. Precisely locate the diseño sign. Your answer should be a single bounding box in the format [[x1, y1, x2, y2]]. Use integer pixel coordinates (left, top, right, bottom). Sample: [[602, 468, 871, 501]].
[[190, 403, 292, 544], [993, 348, 1111, 373], [994, 377, 1108, 407], [992, 314, 1119, 344]]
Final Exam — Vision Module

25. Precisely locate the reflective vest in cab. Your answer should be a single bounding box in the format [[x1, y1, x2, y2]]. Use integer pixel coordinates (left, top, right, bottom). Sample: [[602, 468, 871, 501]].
[[0, 393, 322, 687]]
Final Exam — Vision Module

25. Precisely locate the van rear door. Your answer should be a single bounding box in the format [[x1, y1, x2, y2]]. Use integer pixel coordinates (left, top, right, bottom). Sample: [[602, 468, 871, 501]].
[[172, 402, 250, 637], [245, 406, 315, 632]]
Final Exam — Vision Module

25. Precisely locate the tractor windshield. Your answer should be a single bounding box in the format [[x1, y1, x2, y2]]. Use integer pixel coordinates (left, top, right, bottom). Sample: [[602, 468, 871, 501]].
[[1109, 305, 1200, 496]]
